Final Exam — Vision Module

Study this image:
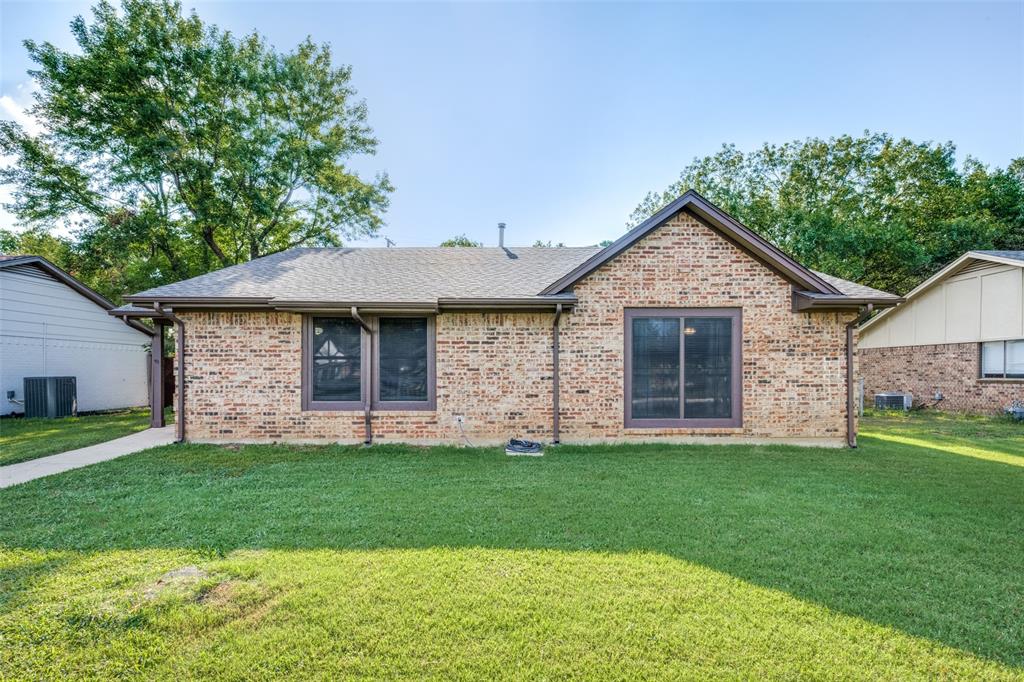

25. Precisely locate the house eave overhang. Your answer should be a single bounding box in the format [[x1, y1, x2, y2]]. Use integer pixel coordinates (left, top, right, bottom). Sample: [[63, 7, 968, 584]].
[[117, 296, 578, 315], [538, 190, 842, 296], [792, 292, 903, 312], [108, 308, 168, 320], [437, 296, 577, 312]]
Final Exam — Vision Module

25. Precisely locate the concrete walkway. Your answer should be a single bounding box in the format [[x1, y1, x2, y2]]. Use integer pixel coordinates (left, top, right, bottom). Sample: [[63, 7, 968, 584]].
[[0, 426, 176, 488]]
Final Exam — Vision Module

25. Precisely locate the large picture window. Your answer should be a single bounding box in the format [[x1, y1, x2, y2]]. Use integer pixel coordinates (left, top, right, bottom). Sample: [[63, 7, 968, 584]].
[[624, 308, 741, 428], [302, 315, 435, 411], [981, 339, 1024, 379]]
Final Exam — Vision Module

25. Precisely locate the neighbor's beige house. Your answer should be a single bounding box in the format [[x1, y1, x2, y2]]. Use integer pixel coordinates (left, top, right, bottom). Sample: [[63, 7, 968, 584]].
[[859, 250, 1024, 413], [113, 192, 898, 448]]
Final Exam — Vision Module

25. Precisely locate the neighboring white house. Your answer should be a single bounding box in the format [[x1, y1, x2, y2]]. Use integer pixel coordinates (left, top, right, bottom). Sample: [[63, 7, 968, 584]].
[[0, 255, 152, 416], [859, 250, 1024, 413]]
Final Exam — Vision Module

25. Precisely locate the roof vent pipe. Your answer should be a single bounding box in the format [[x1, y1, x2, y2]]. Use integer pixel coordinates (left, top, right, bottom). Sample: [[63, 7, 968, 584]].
[[498, 222, 506, 248]]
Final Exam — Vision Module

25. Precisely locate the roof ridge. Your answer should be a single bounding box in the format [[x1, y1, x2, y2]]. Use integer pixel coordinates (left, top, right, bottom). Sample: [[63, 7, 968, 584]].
[[287, 245, 602, 251]]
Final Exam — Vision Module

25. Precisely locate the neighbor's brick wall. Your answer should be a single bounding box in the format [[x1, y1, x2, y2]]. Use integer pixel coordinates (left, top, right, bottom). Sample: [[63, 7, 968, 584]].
[[179, 210, 854, 444], [559, 211, 853, 441], [860, 343, 1023, 414]]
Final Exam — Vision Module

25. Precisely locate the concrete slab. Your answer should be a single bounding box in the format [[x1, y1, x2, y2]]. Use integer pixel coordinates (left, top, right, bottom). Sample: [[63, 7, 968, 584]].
[[0, 426, 176, 488]]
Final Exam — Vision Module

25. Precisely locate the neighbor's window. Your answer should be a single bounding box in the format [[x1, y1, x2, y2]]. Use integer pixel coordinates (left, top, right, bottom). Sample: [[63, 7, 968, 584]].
[[625, 309, 741, 428], [303, 315, 435, 410], [980, 340, 1024, 379]]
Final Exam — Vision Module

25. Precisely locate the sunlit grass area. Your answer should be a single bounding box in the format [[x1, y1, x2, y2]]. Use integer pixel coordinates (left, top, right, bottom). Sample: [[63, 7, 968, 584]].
[[0, 408, 166, 466], [1, 413, 1021, 679]]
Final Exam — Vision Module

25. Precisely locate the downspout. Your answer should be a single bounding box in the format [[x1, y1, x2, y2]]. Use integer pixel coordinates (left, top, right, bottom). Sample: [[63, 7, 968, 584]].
[[846, 304, 874, 448], [552, 303, 563, 444], [351, 306, 373, 445], [154, 303, 185, 443]]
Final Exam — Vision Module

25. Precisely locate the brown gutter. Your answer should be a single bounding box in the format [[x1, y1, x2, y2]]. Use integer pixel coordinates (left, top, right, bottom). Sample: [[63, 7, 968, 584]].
[[126, 296, 577, 313], [552, 303, 563, 444], [350, 306, 373, 445], [846, 304, 874, 448], [438, 296, 577, 312], [154, 303, 185, 443], [793, 291, 903, 312]]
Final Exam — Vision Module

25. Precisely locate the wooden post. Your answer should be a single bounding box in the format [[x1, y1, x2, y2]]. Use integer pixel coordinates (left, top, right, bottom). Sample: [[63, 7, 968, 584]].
[[150, 322, 165, 428]]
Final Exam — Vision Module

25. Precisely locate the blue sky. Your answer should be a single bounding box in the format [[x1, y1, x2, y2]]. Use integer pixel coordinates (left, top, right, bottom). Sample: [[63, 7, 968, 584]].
[[1, 1, 1022, 248]]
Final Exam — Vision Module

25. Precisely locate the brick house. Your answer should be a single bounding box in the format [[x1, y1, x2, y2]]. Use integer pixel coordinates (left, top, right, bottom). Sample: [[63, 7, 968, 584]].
[[859, 250, 1024, 414], [112, 191, 899, 447]]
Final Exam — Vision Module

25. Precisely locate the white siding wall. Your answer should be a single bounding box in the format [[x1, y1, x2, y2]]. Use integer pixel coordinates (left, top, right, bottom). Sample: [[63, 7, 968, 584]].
[[0, 266, 151, 415], [860, 262, 1024, 349]]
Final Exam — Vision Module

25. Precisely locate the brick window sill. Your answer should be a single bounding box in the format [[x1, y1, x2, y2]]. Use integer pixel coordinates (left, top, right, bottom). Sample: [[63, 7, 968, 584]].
[[623, 427, 745, 435], [303, 408, 437, 414]]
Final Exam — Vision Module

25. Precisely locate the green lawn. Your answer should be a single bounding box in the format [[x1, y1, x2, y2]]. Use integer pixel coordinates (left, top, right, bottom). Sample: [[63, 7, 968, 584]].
[[0, 408, 162, 466], [1, 413, 1021, 679]]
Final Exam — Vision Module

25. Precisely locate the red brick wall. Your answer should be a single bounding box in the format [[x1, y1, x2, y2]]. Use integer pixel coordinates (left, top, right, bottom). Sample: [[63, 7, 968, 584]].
[[179, 210, 854, 445], [182, 311, 555, 444], [859, 343, 1023, 414], [559, 211, 853, 441]]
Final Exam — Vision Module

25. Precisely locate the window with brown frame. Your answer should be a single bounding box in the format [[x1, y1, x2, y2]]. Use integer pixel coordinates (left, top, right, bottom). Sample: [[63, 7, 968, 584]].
[[302, 315, 436, 411], [624, 308, 742, 428], [980, 339, 1024, 379]]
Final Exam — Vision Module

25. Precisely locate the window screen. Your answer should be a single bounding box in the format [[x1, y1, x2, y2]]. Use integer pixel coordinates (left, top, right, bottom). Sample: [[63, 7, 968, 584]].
[[311, 317, 361, 401], [379, 318, 429, 402], [631, 317, 681, 419], [683, 317, 732, 419]]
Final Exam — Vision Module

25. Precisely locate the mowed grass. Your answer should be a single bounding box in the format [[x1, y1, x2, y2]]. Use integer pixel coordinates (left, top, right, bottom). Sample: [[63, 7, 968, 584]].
[[0, 408, 157, 465], [1, 413, 1022, 679]]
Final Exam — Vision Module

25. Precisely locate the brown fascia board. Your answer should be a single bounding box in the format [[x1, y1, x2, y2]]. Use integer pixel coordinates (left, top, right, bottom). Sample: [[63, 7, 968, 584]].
[[273, 300, 437, 309], [538, 190, 841, 296], [1, 255, 154, 336], [124, 296, 577, 313], [107, 307, 173, 321], [438, 296, 577, 311], [273, 301, 439, 314], [792, 291, 903, 312]]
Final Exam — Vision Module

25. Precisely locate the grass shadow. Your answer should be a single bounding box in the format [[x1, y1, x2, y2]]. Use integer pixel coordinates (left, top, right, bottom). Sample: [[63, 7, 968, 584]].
[[1, 416, 1022, 669]]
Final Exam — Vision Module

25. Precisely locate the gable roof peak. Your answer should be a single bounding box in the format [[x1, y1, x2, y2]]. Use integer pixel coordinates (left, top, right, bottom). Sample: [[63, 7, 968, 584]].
[[539, 190, 842, 296]]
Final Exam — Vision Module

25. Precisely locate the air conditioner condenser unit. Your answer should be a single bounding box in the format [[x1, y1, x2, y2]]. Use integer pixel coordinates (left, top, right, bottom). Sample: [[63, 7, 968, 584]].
[[874, 392, 912, 411]]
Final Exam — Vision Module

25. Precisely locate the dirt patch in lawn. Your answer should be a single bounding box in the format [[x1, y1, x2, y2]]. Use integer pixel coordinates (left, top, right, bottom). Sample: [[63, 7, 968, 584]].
[[144, 565, 208, 600]]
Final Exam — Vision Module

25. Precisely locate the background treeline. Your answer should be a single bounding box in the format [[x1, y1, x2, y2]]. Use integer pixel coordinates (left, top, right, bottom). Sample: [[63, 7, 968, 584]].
[[1, 2, 1021, 300], [631, 133, 1023, 294]]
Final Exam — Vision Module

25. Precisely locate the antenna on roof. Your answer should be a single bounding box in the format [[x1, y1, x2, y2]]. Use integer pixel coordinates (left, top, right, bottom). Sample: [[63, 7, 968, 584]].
[[384, 237, 396, 248]]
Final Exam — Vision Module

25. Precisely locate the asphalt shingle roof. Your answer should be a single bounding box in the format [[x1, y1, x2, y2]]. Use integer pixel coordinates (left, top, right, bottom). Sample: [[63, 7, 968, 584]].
[[126, 244, 896, 305], [128, 247, 603, 303], [811, 271, 900, 300], [972, 250, 1024, 263]]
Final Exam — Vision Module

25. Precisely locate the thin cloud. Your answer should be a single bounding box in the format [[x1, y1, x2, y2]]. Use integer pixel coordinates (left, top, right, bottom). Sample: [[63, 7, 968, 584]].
[[0, 94, 43, 137]]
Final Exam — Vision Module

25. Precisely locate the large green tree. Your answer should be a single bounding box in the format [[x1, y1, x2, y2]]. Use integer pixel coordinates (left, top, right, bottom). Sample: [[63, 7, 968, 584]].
[[0, 0, 391, 300], [631, 133, 1024, 293]]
